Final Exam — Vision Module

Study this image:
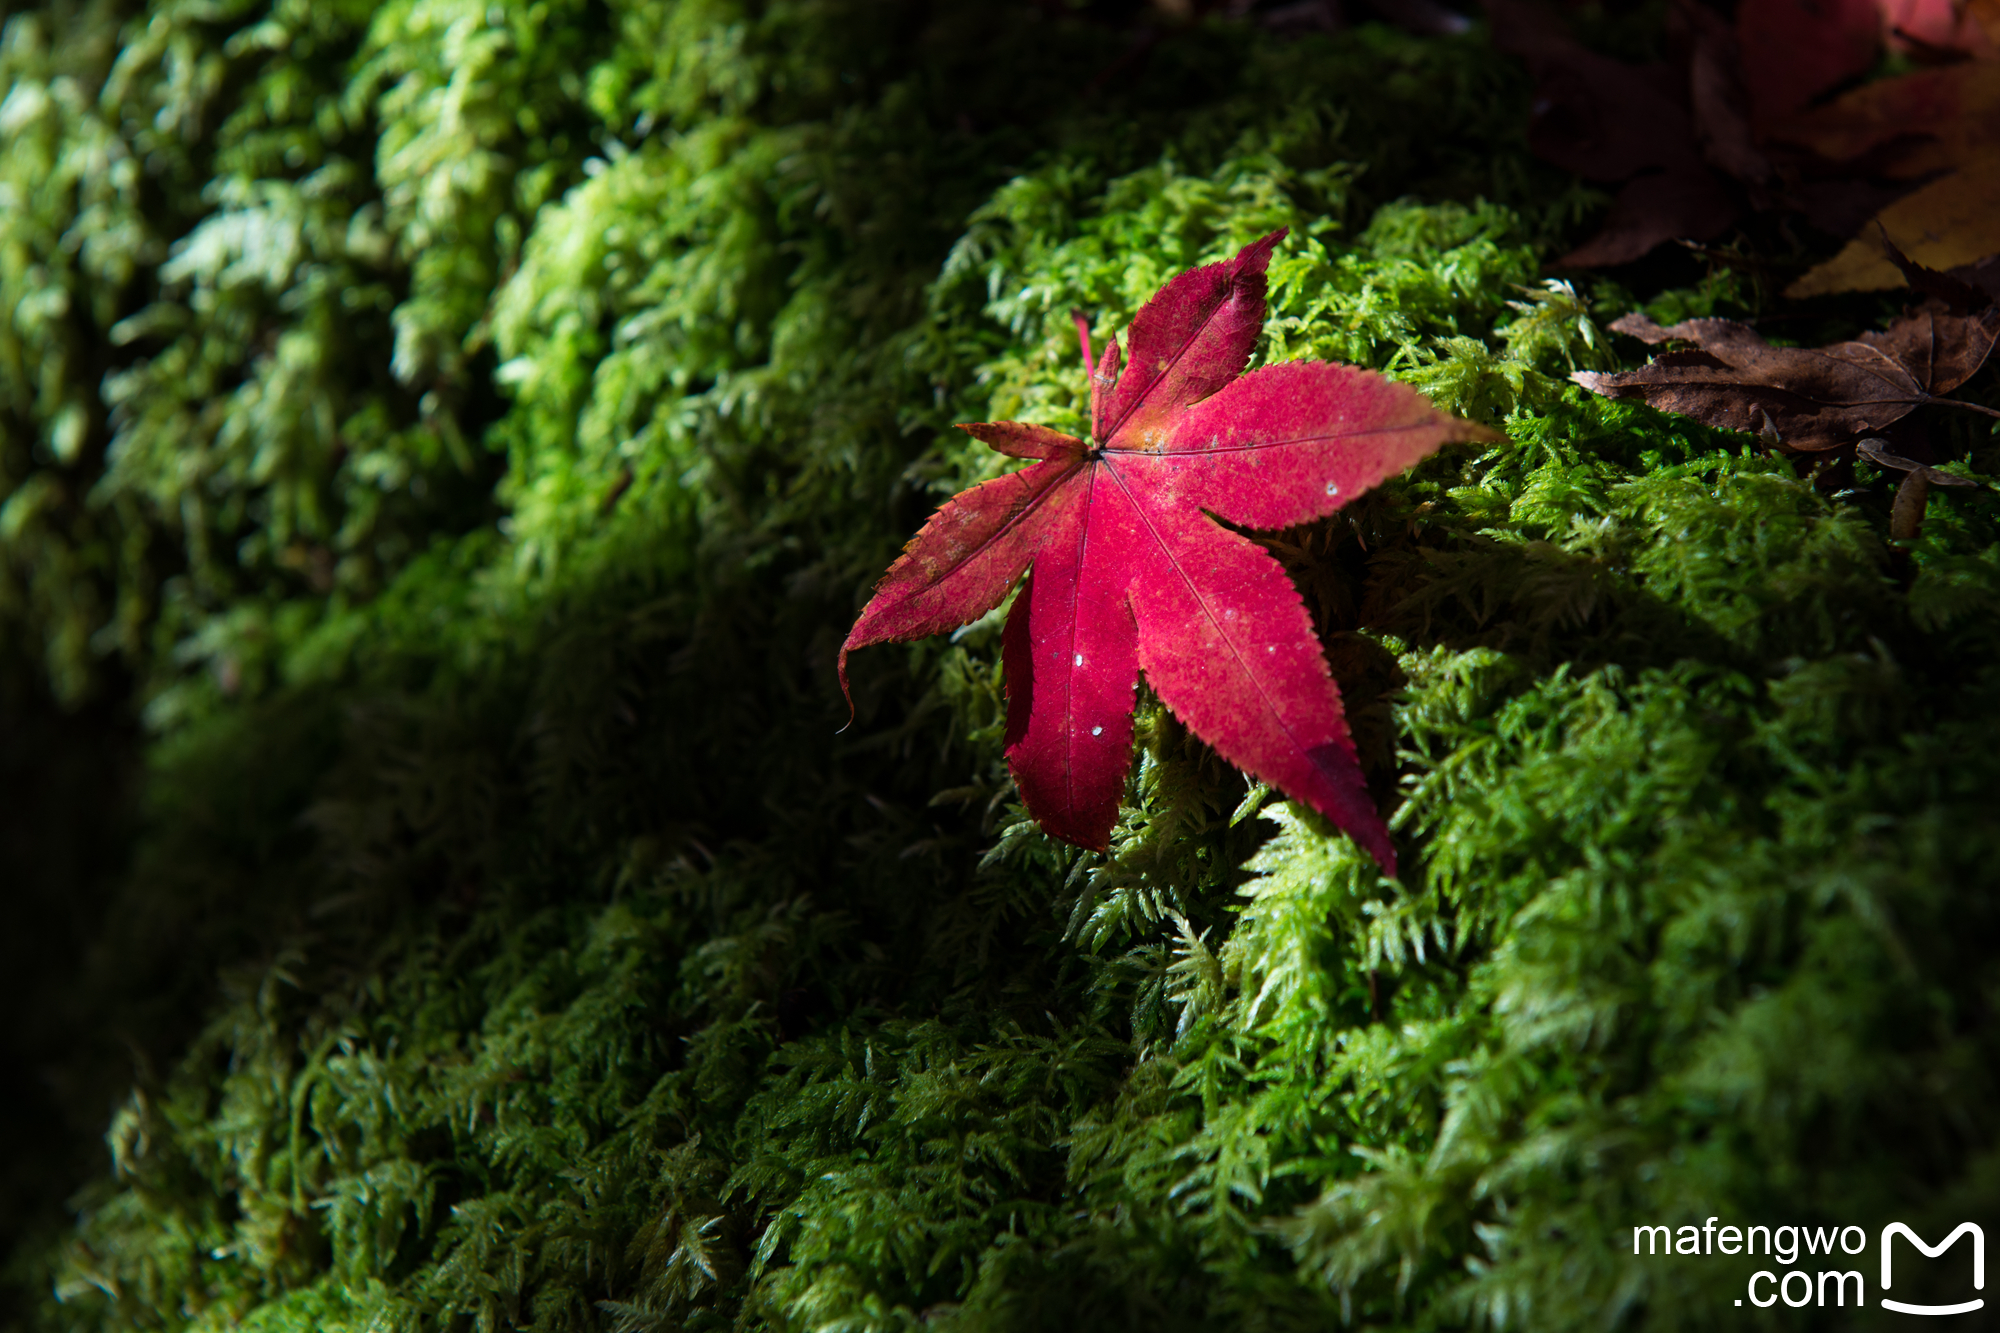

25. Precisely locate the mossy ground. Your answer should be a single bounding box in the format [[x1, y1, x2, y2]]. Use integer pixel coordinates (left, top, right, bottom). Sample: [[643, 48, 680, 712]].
[[4, 2, 1999, 1330]]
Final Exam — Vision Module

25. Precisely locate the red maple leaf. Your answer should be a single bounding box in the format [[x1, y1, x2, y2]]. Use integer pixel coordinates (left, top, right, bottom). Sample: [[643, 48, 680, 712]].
[[840, 231, 1499, 873]]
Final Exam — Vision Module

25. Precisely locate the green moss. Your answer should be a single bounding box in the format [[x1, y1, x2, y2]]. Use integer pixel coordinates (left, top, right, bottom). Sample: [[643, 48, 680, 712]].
[[6, 2, 2000, 1331]]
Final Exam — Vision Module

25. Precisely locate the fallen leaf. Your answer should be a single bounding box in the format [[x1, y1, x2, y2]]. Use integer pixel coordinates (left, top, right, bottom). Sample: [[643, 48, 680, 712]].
[[1490, 0, 2000, 274], [1874, 226, 2000, 309], [1769, 61, 2000, 179], [1948, 253, 2000, 302], [1857, 436, 1981, 488], [1554, 169, 1740, 270], [1485, 0, 1740, 266], [840, 233, 1498, 869], [1572, 303, 2000, 450], [1737, 0, 1884, 129], [1857, 436, 1982, 540], [1684, 0, 1774, 188], [1755, 6, 2000, 295], [1487, 0, 1695, 181], [1879, 0, 2000, 58], [1787, 151, 2000, 296]]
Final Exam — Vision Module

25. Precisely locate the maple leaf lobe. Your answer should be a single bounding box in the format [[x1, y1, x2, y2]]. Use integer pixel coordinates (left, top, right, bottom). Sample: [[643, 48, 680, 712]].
[[1100, 230, 1282, 448], [843, 231, 1501, 870]]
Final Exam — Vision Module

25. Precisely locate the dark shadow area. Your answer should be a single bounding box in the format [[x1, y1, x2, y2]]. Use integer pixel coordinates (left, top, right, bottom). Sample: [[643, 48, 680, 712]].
[[0, 670, 140, 1318]]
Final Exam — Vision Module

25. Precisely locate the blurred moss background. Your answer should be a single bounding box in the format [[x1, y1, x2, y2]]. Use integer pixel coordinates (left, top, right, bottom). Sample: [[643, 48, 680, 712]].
[[4, 1, 1999, 1329]]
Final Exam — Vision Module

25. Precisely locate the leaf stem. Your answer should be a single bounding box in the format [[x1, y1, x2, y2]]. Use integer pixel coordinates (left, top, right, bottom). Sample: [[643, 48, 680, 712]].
[[1934, 397, 2000, 420]]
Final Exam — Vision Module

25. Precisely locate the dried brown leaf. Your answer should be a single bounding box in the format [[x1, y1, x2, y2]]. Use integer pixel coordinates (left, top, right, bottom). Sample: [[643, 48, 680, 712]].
[[1768, 61, 2000, 180], [1573, 303, 2000, 449]]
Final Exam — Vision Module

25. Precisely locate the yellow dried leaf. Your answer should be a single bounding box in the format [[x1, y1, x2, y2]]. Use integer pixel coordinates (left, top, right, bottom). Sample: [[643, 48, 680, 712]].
[[1787, 155, 2000, 297]]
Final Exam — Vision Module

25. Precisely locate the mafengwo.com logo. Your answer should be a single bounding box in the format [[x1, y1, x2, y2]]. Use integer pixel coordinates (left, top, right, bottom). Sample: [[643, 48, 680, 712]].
[[1633, 1219, 1984, 1314]]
